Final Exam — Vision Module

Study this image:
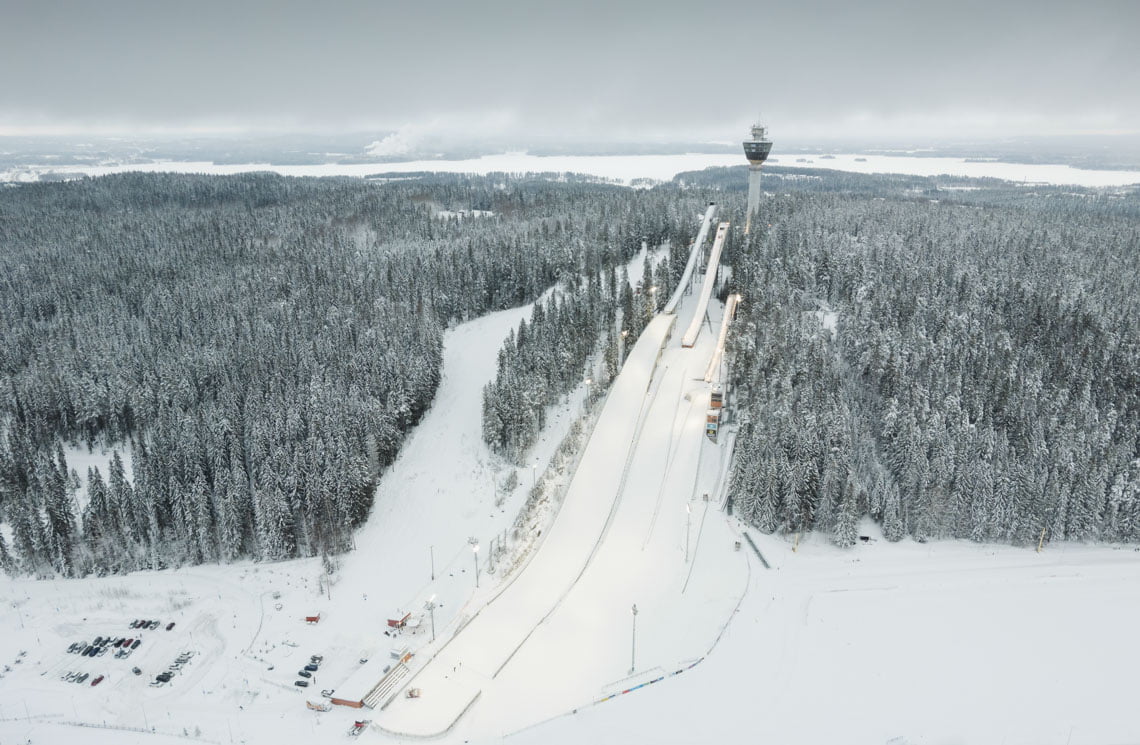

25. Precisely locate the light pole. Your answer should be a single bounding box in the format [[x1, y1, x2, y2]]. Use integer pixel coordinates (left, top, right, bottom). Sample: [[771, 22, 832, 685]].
[[583, 378, 592, 415], [430, 545, 435, 581], [685, 503, 691, 563], [531, 462, 537, 490], [630, 604, 638, 674], [620, 329, 629, 363], [424, 595, 436, 642], [469, 537, 480, 588]]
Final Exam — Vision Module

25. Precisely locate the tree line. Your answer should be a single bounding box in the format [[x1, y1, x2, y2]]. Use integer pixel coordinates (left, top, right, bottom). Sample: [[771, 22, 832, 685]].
[[481, 250, 672, 462], [0, 171, 716, 576], [717, 170, 1140, 546]]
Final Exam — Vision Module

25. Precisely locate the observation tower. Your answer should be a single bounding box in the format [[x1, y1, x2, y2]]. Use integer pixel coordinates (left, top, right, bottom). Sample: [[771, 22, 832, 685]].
[[743, 120, 772, 234]]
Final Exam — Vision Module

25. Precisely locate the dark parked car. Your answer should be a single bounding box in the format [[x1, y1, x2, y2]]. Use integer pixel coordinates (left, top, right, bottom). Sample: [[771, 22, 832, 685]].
[[91, 674, 104, 686], [304, 664, 318, 672], [156, 672, 172, 682], [93, 636, 104, 646], [131, 639, 141, 649], [297, 670, 311, 678], [67, 643, 80, 654], [132, 667, 142, 675], [293, 680, 309, 687], [122, 638, 133, 648], [166, 622, 176, 631]]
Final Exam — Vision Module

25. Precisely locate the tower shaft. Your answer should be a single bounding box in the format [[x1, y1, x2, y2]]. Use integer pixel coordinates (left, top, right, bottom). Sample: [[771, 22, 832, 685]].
[[745, 166, 763, 234]]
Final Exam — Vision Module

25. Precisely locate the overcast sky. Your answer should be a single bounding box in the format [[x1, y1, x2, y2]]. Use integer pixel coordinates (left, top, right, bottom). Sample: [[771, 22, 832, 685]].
[[1, 0, 1137, 143]]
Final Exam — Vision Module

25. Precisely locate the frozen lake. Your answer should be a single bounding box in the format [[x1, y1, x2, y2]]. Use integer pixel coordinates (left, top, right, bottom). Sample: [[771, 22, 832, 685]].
[[4, 151, 1139, 188]]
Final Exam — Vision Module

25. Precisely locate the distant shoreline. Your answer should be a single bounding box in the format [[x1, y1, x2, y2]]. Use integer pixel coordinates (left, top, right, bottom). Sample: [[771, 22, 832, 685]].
[[4, 151, 1139, 188]]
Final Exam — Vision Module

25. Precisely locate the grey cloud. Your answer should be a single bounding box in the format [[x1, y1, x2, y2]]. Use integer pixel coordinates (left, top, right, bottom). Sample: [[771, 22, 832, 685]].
[[0, 0, 1136, 139]]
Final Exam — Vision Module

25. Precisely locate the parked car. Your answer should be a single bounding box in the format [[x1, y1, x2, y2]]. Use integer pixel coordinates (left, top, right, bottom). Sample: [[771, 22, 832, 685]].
[[131, 639, 141, 649], [132, 667, 142, 675], [67, 643, 80, 654], [149, 621, 160, 630], [75, 673, 88, 684], [166, 622, 176, 631], [93, 636, 104, 646], [297, 670, 312, 679], [304, 664, 318, 672], [130, 620, 141, 628], [156, 672, 172, 682], [91, 675, 104, 686], [122, 638, 134, 648], [294, 680, 309, 687]]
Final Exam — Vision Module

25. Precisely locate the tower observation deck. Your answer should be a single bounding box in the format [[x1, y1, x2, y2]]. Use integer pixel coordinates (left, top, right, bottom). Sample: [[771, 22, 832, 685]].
[[743, 121, 772, 234]]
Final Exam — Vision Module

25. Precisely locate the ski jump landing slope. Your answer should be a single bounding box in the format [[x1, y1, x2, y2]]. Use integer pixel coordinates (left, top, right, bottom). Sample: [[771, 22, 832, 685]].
[[378, 314, 679, 737], [680, 222, 730, 348]]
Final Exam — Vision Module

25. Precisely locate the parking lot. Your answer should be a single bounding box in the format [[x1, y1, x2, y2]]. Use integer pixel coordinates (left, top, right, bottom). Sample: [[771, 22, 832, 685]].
[[43, 615, 201, 695]]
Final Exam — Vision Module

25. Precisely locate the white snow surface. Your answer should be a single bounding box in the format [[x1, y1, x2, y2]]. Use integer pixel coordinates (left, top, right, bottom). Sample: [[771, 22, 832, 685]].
[[2, 236, 1139, 745], [4, 151, 1140, 187]]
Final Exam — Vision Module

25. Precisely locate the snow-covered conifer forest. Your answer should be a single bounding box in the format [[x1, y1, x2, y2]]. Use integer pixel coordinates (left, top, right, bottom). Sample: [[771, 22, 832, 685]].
[[1, 168, 1137, 583], [715, 167, 1139, 546], [0, 172, 708, 576]]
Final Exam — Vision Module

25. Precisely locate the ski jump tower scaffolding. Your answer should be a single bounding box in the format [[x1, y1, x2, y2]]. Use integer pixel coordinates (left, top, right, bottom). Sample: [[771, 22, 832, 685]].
[[743, 120, 773, 235]]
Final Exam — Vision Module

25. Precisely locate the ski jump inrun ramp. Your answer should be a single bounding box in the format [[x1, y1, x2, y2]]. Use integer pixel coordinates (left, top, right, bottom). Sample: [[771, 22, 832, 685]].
[[663, 203, 717, 315], [680, 221, 730, 348]]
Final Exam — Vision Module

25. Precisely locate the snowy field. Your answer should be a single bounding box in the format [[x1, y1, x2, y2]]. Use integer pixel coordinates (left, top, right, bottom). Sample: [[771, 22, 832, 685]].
[[512, 527, 1140, 745], [4, 151, 1140, 187], [2, 219, 1139, 745]]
